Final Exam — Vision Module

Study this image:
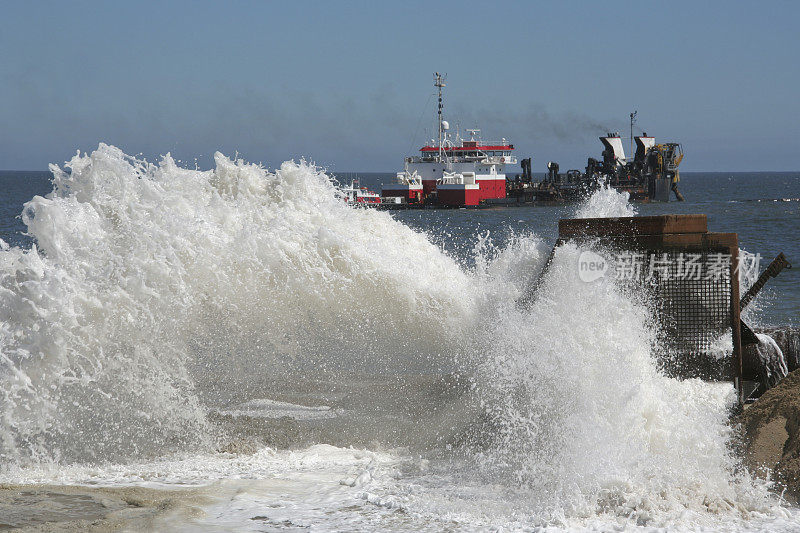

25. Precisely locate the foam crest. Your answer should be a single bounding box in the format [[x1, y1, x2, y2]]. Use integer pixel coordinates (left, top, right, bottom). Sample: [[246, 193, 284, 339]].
[[575, 181, 637, 218], [461, 188, 778, 524], [0, 144, 472, 466]]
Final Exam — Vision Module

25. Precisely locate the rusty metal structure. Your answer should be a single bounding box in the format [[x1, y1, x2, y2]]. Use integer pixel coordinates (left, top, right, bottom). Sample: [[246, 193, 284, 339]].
[[556, 214, 746, 401]]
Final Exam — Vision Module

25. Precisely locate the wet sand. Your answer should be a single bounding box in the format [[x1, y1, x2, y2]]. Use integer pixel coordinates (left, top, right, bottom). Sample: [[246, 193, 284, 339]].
[[0, 484, 208, 532], [737, 368, 800, 501]]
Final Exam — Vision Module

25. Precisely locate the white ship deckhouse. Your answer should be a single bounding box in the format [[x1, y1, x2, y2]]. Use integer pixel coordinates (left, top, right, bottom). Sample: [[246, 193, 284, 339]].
[[382, 74, 516, 207]]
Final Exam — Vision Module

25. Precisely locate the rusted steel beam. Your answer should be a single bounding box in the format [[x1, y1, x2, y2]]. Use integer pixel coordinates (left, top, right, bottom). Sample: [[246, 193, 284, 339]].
[[564, 232, 737, 252], [558, 214, 708, 239], [729, 237, 744, 403], [740, 252, 792, 311]]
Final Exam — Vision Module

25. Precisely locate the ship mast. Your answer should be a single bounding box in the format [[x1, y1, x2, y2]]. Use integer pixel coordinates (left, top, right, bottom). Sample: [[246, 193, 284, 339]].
[[435, 72, 446, 163], [629, 110, 637, 161]]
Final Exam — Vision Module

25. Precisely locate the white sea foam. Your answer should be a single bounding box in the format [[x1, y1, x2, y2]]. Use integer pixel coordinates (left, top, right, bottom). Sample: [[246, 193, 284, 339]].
[[0, 145, 796, 530], [574, 181, 637, 218], [0, 144, 472, 466], [471, 240, 778, 526], [216, 399, 335, 420]]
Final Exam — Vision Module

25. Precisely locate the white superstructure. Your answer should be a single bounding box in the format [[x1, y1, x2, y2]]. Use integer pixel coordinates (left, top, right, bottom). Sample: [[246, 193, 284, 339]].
[[382, 73, 516, 207]]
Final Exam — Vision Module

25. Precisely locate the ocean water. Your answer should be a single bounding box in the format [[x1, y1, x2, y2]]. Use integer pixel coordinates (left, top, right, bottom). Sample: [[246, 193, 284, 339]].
[[0, 146, 799, 531], [337, 170, 800, 326]]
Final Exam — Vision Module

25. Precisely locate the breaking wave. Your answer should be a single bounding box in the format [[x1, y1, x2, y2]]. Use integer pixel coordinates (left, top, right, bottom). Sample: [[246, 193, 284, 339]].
[[0, 144, 474, 465], [575, 181, 636, 218], [468, 241, 774, 524], [0, 145, 788, 528]]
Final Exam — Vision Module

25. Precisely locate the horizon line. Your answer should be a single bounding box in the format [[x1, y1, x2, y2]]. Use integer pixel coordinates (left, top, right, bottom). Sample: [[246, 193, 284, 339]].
[[2, 168, 800, 175]]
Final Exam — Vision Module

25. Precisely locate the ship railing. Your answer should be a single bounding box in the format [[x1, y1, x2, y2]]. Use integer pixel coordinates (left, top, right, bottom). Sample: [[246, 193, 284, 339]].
[[406, 154, 516, 165], [408, 156, 439, 164], [479, 155, 517, 164], [407, 155, 438, 163]]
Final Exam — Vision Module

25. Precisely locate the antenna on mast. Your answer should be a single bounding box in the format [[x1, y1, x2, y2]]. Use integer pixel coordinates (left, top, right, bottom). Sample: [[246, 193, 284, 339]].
[[434, 72, 447, 163], [630, 110, 638, 160]]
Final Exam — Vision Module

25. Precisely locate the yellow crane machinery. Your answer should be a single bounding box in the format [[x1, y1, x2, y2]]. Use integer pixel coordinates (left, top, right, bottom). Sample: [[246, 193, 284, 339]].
[[532, 114, 686, 202], [647, 143, 685, 200], [650, 143, 684, 182]]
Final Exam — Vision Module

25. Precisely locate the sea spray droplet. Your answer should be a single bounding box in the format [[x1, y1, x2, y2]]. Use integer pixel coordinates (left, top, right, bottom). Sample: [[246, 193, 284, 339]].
[[466, 184, 780, 524], [574, 181, 637, 219], [0, 156, 790, 528], [0, 144, 475, 467]]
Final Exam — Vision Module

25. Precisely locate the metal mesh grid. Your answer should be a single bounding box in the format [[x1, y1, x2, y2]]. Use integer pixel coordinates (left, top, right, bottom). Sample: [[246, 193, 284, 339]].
[[651, 251, 732, 355], [616, 249, 734, 379]]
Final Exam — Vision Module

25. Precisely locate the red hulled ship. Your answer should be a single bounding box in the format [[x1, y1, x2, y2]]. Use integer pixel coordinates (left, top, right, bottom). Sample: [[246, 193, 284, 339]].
[[381, 73, 516, 207]]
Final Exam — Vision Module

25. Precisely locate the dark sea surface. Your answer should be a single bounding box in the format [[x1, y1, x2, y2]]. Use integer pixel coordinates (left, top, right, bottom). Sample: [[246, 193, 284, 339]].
[[2, 170, 798, 324]]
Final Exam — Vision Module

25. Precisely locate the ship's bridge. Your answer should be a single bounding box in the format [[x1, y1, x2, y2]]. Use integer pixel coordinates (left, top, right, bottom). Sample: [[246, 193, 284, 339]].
[[407, 141, 516, 165]]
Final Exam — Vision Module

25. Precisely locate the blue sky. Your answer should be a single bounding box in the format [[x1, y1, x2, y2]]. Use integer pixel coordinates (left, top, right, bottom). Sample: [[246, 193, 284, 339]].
[[1, 1, 798, 171]]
